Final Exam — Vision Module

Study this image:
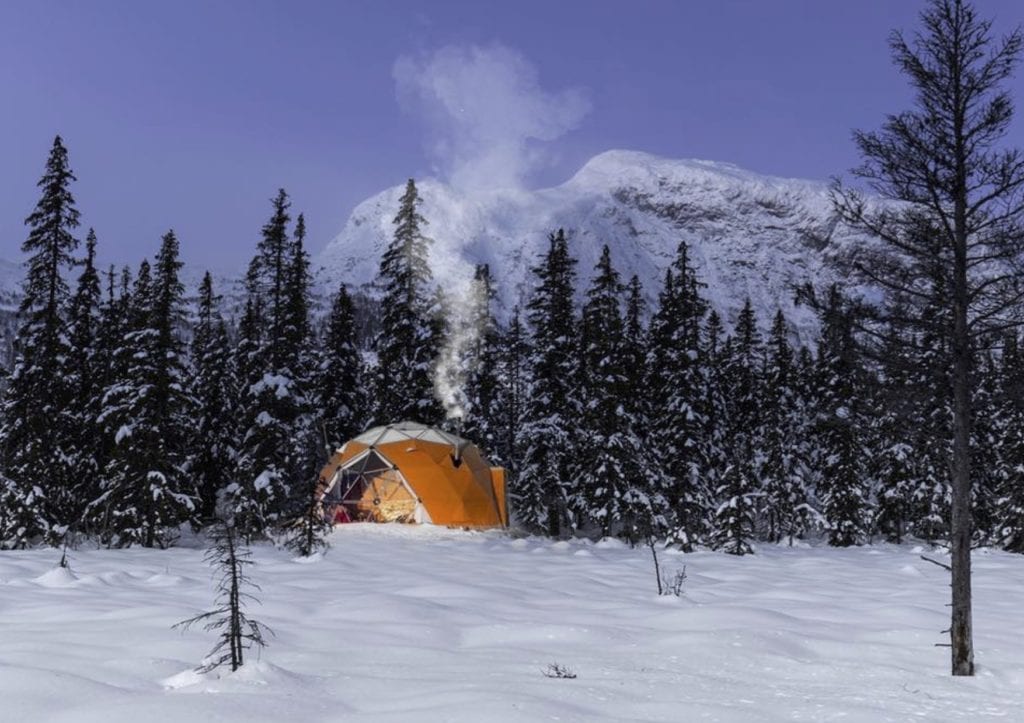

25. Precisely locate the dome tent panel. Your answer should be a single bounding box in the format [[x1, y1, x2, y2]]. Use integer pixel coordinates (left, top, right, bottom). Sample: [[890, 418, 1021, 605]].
[[319, 422, 506, 528]]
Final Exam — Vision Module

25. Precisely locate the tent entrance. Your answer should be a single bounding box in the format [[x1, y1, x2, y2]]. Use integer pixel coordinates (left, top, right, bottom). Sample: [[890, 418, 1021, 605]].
[[327, 450, 420, 523]]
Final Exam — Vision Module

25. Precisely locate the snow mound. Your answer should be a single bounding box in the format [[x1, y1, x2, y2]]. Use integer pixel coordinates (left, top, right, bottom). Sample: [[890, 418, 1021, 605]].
[[290, 551, 327, 564], [32, 565, 79, 587], [162, 660, 313, 693]]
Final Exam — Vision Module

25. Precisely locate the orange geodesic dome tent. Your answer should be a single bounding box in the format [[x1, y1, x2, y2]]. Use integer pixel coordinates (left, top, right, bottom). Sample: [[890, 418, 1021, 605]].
[[318, 422, 508, 528]]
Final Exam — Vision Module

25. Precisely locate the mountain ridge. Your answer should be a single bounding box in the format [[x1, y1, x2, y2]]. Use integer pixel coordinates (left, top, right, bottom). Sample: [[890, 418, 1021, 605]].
[[316, 149, 867, 344]]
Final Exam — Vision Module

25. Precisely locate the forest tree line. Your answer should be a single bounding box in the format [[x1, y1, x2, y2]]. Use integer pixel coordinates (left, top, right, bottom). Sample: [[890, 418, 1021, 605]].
[[1, 133, 1023, 554]]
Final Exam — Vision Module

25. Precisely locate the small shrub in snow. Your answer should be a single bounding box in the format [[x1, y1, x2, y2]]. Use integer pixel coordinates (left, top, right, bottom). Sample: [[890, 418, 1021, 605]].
[[662, 566, 687, 597], [648, 538, 687, 596], [542, 663, 577, 679]]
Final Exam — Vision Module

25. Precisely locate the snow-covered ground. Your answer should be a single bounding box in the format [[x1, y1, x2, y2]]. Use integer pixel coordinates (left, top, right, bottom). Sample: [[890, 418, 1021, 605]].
[[1, 525, 1022, 722]]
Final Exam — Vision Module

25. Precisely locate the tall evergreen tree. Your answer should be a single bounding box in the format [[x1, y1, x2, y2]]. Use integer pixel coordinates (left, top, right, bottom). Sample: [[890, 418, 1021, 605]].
[[461, 264, 503, 457], [813, 287, 869, 547], [234, 259, 266, 402], [281, 212, 321, 510], [0, 136, 80, 546], [372, 179, 443, 425], [577, 246, 668, 541], [64, 229, 104, 526], [684, 308, 728, 550], [318, 282, 365, 450], [871, 320, 918, 544], [284, 213, 312, 357], [189, 272, 238, 522], [893, 262, 955, 543], [711, 299, 761, 555], [759, 310, 813, 543], [515, 229, 581, 537], [232, 193, 316, 537], [93, 232, 197, 547], [257, 189, 293, 354], [622, 275, 648, 418], [995, 332, 1024, 551], [647, 243, 709, 549], [494, 306, 529, 482], [89, 265, 133, 511], [970, 351, 1002, 543]]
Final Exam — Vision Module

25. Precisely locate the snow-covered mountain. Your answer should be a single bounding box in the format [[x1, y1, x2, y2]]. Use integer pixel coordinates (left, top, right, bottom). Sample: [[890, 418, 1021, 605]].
[[318, 150, 866, 345]]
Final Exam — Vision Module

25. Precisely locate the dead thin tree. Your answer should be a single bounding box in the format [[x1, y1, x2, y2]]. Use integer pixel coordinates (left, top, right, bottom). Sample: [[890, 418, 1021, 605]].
[[831, 0, 1024, 675], [175, 519, 272, 672]]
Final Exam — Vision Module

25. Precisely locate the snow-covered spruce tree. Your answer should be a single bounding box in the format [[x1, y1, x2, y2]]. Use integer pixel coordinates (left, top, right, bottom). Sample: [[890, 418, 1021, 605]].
[[693, 308, 729, 547], [279, 219, 333, 550], [710, 299, 761, 555], [515, 229, 581, 537], [494, 305, 529, 481], [64, 229, 104, 527], [0, 136, 80, 547], [189, 272, 238, 523], [758, 309, 813, 544], [577, 246, 668, 542], [371, 179, 443, 425], [969, 352, 1002, 543], [995, 332, 1024, 551], [461, 264, 503, 458], [646, 243, 709, 550], [94, 232, 198, 547], [279, 212, 321, 517], [908, 286, 953, 543], [232, 192, 316, 538], [871, 320, 918, 544], [830, 0, 1024, 674], [317, 282, 365, 451], [284, 452, 333, 559], [230, 293, 272, 537], [90, 266, 133, 500], [234, 258, 267, 399], [283, 213, 313, 356], [175, 519, 271, 673], [812, 287, 869, 547], [622, 275, 648, 418], [712, 462, 757, 556]]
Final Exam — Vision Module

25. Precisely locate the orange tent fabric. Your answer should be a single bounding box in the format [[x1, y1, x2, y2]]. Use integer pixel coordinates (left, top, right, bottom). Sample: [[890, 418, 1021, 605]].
[[318, 422, 508, 528]]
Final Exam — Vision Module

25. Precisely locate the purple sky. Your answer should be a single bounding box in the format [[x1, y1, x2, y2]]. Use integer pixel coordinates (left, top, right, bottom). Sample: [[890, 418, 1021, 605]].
[[1, 0, 1023, 272]]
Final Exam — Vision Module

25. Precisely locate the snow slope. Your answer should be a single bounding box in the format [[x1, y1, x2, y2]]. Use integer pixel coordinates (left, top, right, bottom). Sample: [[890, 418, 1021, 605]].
[[1, 525, 1023, 722], [319, 151, 867, 343]]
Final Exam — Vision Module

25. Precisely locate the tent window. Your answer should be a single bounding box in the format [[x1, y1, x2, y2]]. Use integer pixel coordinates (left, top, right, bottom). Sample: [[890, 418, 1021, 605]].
[[328, 451, 417, 523]]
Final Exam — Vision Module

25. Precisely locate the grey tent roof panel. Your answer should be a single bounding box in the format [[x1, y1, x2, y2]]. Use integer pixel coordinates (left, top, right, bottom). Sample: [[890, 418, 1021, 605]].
[[352, 421, 471, 455]]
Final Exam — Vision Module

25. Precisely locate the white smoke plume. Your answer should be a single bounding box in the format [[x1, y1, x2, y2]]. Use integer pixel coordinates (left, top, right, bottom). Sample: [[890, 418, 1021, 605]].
[[432, 272, 491, 422], [394, 44, 587, 422], [393, 43, 590, 192]]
